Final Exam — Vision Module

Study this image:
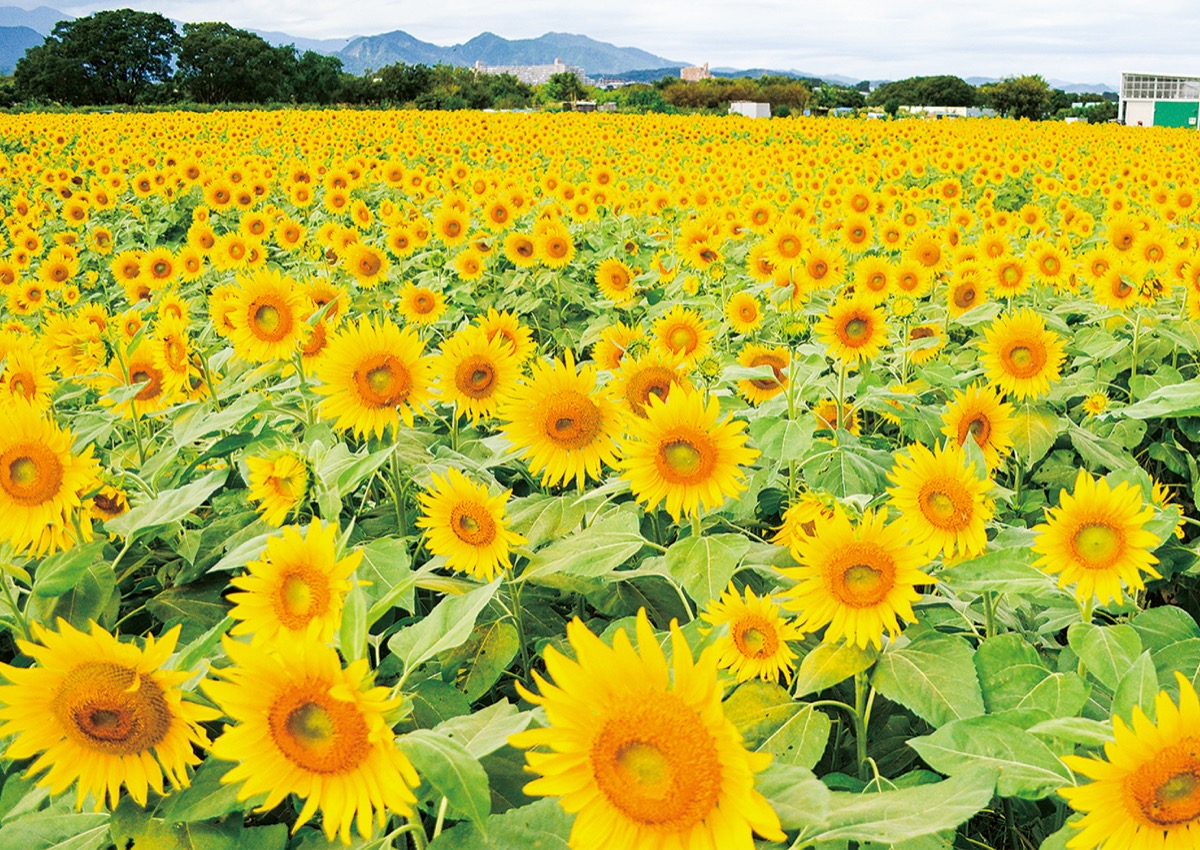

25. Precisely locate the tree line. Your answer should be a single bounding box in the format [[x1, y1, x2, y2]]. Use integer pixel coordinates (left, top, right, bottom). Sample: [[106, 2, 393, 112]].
[[6, 8, 1118, 121]]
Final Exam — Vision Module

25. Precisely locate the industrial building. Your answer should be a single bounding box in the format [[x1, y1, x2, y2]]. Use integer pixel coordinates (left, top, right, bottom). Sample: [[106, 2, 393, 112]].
[[1119, 72, 1200, 127]]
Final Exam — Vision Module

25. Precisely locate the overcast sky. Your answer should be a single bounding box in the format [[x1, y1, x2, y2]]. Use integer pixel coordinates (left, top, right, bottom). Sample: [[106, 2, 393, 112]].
[[50, 0, 1199, 86]]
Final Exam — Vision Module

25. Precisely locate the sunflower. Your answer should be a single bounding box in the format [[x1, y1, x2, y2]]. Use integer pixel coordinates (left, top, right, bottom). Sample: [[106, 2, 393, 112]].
[[245, 450, 308, 526], [1032, 470, 1161, 604], [886, 441, 993, 559], [314, 315, 434, 438], [0, 343, 55, 411], [1059, 673, 1200, 850], [343, 243, 390, 289], [595, 258, 639, 305], [593, 321, 645, 371], [476, 308, 536, 363], [652, 305, 714, 364], [852, 255, 892, 303], [700, 583, 804, 683], [89, 484, 129, 522], [735, 343, 789, 406], [204, 638, 419, 844], [771, 492, 836, 549], [0, 403, 99, 555], [940, 382, 1015, 470], [503, 231, 538, 267], [435, 325, 519, 424], [537, 228, 576, 268], [978, 308, 1066, 400], [509, 611, 784, 850], [416, 468, 526, 581], [228, 268, 305, 363], [452, 248, 486, 281], [1082, 391, 1110, 418], [1091, 266, 1141, 311], [812, 399, 860, 435], [725, 291, 764, 333], [778, 507, 934, 649], [815, 298, 888, 365], [0, 620, 214, 809], [947, 272, 988, 318], [228, 519, 360, 644], [620, 388, 759, 521], [609, 349, 691, 418], [394, 282, 447, 326], [500, 350, 624, 489]]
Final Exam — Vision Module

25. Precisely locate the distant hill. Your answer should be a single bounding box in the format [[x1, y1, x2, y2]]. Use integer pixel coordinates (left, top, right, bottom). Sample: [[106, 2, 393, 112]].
[[964, 75, 1116, 94], [251, 29, 356, 54], [0, 5, 68, 35], [0, 24, 44, 73], [337, 30, 687, 76]]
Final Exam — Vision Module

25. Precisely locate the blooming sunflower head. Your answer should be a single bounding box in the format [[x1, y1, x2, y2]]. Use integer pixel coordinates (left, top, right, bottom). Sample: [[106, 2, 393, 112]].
[[815, 298, 889, 365], [940, 382, 1015, 471], [978, 307, 1066, 401], [435, 325, 519, 425], [886, 440, 994, 560], [415, 468, 526, 581], [509, 610, 785, 850], [700, 583, 804, 683], [609, 348, 691, 418]]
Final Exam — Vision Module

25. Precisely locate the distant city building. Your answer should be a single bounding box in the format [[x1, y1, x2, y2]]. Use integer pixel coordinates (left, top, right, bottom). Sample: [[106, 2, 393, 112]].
[[1119, 72, 1200, 127], [680, 63, 712, 82], [561, 101, 598, 112], [474, 58, 589, 87], [729, 101, 771, 118]]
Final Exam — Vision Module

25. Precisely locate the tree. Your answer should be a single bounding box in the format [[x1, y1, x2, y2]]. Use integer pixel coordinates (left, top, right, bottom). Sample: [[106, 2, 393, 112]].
[[177, 22, 293, 103], [288, 51, 344, 104], [14, 9, 178, 105], [867, 76, 976, 108], [544, 71, 587, 103], [983, 75, 1052, 121]]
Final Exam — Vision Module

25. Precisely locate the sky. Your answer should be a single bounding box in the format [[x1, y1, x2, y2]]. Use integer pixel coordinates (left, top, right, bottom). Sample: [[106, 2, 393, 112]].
[[47, 0, 1200, 86]]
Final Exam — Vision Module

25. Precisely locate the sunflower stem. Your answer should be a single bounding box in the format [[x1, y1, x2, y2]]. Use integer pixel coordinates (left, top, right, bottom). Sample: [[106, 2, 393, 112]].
[[507, 576, 532, 675], [1002, 796, 1021, 850], [389, 453, 408, 536], [853, 669, 870, 781], [691, 511, 702, 540], [835, 359, 849, 447], [404, 812, 429, 849], [1129, 312, 1141, 398], [432, 796, 449, 838], [0, 575, 31, 642], [983, 590, 997, 639], [198, 350, 222, 411]]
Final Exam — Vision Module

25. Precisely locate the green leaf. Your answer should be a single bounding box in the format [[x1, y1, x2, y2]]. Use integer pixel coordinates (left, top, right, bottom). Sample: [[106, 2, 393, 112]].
[[358, 537, 415, 623], [975, 633, 1051, 713], [521, 506, 644, 581], [1068, 623, 1141, 690], [1130, 606, 1200, 651], [801, 441, 893, 498], [506, 494, 586, 550], [1113, 652, 1159, 723], [172, 392, 264, 446], [145, 582, 229, 643], [664, 533, 750, 607], [872, 634, 985, 728], [1113, 377, 1200, 419], [801, 768, 995, 844], [756, 704, 832, 770], [387, 580, 500, 679], [1027, 717, 1113, 747], [794, 642, 880, 698], [32, 539, 107, 598], [1068, 423, 1136, 472], [30, 558, 115, 631], [0, 811, 109, 850], [436, 701, 535, 760], [444, 621, 521, 702], [1010, 404, 1059, 469], [1021, 673, 1089, 718], [427, 798, 572, 850], [1151, 637, 1200, 692], [397, 729, 491, 829], [755, 762, 833, 832], [337, 582, 368, 663], [908, 716, 1073, 799], [155, 758, 265, 824], [105, 468, 229, 541], [723, 679, 796, 741], [940, 548, 1058, 596]]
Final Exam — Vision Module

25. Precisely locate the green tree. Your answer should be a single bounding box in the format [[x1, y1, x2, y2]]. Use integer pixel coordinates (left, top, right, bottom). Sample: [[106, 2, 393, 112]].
[[868, 75, 977, 108], [177, 22, 293, 103], [544, 71, 587, 103], [983, 75, 1052, 121], [288, 51, 344, 104], [14, 8, 178, 105]]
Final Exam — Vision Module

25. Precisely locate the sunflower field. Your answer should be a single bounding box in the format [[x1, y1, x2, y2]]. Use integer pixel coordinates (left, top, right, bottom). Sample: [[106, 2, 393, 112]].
[[1, 109, 1200, 850]]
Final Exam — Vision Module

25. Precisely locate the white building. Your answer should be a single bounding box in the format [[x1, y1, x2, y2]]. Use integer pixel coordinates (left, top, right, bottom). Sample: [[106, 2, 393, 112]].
[[1119, 72, 1200, 127], [729, 101, 771, 118], [473, 58, 588, 87]]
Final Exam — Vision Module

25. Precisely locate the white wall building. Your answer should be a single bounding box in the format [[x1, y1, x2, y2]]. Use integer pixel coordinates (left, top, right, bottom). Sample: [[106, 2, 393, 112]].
[[1120, 73, 1200, 127], [473, 58, 588, 87], [729, 101, 771, 118]]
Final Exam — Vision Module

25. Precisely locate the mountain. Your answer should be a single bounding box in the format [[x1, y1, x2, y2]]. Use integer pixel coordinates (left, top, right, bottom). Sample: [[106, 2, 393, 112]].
[[0, 24, 43, 73], [0, 5, 68, 35], [336, 30, 686, 76], [252, 29, 356, 54], [964, 75, 1116, 93]]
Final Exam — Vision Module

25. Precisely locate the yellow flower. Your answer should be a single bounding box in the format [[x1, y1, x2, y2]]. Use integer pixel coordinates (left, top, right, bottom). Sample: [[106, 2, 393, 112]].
[[701, 583, 804, 683], [228, 268, 305, 363], [886, 441, 993, 559], [735, 343, 789, 406], [416, 468, 526, 581], [978, 307, 1066, 400], [510, 610, 784, 850], [434, 325, 519, 425], [245, 451, 308, 526], [815, 298, 889, 365], [940, 382, 1015, 470], [0, 620, 215, 809]]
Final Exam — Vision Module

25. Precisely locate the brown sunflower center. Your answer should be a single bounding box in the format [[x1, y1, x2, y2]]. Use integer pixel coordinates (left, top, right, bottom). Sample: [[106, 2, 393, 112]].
[[274, 564, 332, 630], [748, 355, 787, 391], [455, 356, 498, 399], [1073, 522, 1123, 568], [919, 482, 972, 530], [8, 371, 34, 400], [269, 685, 370, 774], [777, 235, 801, 258], [413, 292, 435, 313], [53, 662, 171, 755], [130, 362, 164, 402], [666, 324, 699, 354], [249, 296, 294, 343], [1, 441, 64, 506], [451, 502, 498, 546], [1128, 738, 1200, 827], [831, 544, 895, 607], [1003, 341, 1046, 378], [354, 354, 412, 408], [843, 316, 870, 342], [541, 390, 601, 450], [590, 692, 722, 831], [625, 366, 677, 417], [733, 614, 779, 659], [164, 335, 188, 372], [657, 432, 716, 485], [953, 282, 978, 308]]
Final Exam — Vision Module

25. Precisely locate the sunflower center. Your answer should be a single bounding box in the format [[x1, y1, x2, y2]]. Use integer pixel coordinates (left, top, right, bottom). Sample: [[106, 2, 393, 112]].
[[130, 364, 164, 402], [164, 336, 188, 371], [733, 615, 779, 659], [53, 662, 171, 755], [1, 442, 64, 507], [625, 366, 677, 417], [844, 317, 869, 342], [1127, 738, 1200, 827], [777, 236, 800, 258], [269, 686, 370, 775], [249, 296, 294, 343], [919, 482, 972, 530], [1073, 523, 1123, 568], [455, 356, 498, 399], [953, 283, 978, 307], [413, 293, 434, 313], [273, 564, 331, 630], [590, 692, 722, 831], [541, 390, 602, 450], [657, 432, 717, 485], [354, 354, 412, 408], [1003, 341, 1046, 378], [830, 543, 896, 607], [451, 502, 497, 546], [666, 325, 698, 354]]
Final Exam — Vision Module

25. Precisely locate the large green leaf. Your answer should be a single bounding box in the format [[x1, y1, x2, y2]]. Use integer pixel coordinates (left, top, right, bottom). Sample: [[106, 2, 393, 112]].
[[755, 704, 832, 770], [975, 633, 1050, 713], [801, 440, 893, 498], [0, 811, 109, 850], [386, 580, 500, 679], [908, 716, 1073, 799], [872, 634, 985, 728], [939, 548, 1058, 596], [755, 762, 833, 832], [427, 798, 572, 849], [105, 468, 229, 541], [31, 539, 108, 598], [1010, 404, 1060, 469], [794, 642, 880, 698], [443, 621, 521, 702], [357, 536, 415, 623], [1113, 377, 1200, 419], [398, 729, 492, 830], [520, 505, 645, 581], [436, 701, 534, 760], [1112, 652, 1159, 723], [664, 532, 750, 606], [1131, 606, 1200, 651], [505, 494, 587, 549], [1067, 622, 1141, 691], [155, 758, 265, 824]]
